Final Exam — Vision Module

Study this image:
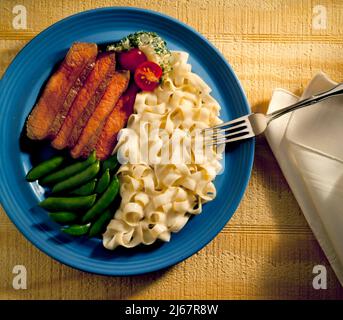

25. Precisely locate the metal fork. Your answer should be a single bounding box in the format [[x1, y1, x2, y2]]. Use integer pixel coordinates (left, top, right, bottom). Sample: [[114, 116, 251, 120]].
[[204, 82, 343, 145]]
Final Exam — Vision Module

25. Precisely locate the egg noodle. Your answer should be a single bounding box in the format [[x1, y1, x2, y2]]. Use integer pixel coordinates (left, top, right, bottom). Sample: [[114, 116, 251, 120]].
[[103, 51, 224, 249]]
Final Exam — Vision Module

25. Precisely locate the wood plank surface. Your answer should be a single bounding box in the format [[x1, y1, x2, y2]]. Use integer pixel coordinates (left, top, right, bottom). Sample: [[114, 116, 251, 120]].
[[0, 0, 343, 299]]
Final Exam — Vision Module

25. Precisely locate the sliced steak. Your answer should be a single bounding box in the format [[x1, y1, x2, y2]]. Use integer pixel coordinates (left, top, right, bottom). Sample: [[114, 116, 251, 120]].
[[52, 52, 116, 150], [95, 82, 139, 160], [49, 61, 95, 138], [71, 70, 130, 159], [26, 42, 98, 140]]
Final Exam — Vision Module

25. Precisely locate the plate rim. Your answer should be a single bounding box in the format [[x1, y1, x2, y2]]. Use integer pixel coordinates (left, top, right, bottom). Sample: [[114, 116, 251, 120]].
[[0, 6, 254, 276]]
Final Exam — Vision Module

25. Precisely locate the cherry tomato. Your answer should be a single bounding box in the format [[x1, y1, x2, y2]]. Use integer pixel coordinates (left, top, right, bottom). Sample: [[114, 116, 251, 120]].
[[117, 48, 147, 72], [134, 61, 163, 91]]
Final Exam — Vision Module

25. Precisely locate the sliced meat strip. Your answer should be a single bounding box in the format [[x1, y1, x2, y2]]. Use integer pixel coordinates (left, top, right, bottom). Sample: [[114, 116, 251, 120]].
[[49, 61, 95, 138], [52, 52, 116, 150], [66, 56, 117, 149], [95, 82, 139, 160], [26, 42, 98, 140], [71, 70, 130, 159]]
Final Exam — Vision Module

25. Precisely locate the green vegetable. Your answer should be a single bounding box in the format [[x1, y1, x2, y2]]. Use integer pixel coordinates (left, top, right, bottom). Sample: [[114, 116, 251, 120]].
[[101, 154, 118, 173], [82, 176, 120, 223], [69, 179, 97, 196], [62, 223, 91, 236], [49, 211, 78, 224], [52, 161, 100, 193], [39, 194, 96, 211], [25, 156, 64, 182], [88, 209, 113, 238], [95, 169, 110, 194], [40, 151, 97, 185], [107, 31, 172, 75]]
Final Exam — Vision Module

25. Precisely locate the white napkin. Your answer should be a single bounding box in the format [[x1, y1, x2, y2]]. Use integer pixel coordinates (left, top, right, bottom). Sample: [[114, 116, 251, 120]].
[[265, 72, 343, 286]]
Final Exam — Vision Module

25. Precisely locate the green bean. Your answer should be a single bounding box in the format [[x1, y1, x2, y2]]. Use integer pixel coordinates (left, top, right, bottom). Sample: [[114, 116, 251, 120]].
[[69, 179, 97, 196], [39, 194, 96, 211], [49, 211, 78, 224], [95, 168, 110, 194], [26, 156, 64, 181], [62, 223, 91, 236], [40, 151, 97, 185], [101, 154, 118, 173], [88, 209, 113, 237], [52, 161, 100, 193], [82, 176, 120, 223]]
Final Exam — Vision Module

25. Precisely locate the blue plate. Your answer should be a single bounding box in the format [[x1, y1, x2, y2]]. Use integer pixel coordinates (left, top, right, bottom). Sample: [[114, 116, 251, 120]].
[[0, 7, 254, 275]]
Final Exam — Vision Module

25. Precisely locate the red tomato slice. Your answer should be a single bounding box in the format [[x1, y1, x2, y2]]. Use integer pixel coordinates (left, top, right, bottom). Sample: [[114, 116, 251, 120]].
[[134, 61, 163, 92], [118, 48, 147, 72]]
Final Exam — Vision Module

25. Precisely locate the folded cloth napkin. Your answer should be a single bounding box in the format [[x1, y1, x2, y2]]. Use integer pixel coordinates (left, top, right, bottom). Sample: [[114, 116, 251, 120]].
[[265, 72, 343, 286]]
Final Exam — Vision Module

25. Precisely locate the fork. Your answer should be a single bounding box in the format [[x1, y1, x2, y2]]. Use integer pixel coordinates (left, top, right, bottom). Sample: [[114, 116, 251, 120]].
[[204, 82, 343, 145]]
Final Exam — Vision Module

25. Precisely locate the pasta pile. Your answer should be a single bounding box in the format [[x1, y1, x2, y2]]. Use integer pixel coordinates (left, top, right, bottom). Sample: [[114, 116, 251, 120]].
[[103, 51, 224, 249]]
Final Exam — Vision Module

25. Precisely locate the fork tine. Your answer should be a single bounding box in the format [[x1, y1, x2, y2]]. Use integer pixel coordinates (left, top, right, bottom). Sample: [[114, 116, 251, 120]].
[[204, 115, 250, 142], [207, 131, 254, 146], [207, 127, 249, 142], [207, 124, 248, 140], [202, 115, 248, 132]]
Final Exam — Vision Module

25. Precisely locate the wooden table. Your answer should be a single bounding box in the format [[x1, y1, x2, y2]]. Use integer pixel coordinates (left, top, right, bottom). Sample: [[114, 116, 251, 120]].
[[1, 0, 343, 300]]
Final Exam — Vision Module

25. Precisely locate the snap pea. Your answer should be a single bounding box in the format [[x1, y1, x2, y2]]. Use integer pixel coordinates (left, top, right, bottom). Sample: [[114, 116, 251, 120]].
[[39, 194, 96, 211], [40, 151, 97, 185], [52, 161, 100, 193], [101, 154, 118, 173], [49, 211, 78, 224], [88, 209, 113, 238], [62, 223, 91, 236], [69, 179, 97, 196], [82, 176, 120, 223], [95, 168, 110, 194], [26, 156, 64, 182]]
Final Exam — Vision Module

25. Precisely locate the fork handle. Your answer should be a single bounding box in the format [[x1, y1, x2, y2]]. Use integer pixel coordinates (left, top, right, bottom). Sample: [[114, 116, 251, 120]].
[[267, 82, 343, 123]]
